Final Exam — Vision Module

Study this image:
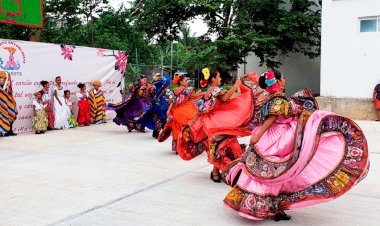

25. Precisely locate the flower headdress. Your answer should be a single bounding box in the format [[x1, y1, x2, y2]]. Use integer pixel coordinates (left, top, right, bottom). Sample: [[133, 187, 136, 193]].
[[261, 70, 280, 94], [200, 67, 210, 88], [172, 74, 184, 85]]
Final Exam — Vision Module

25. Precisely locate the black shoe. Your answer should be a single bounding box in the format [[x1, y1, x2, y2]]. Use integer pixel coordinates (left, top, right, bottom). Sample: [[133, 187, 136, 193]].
[[210, 172, 221, 183], [152, 130, 159, 138], [47, 127, 53, 131], [274, 213, 291, 222], [7, 131, 17, 136]]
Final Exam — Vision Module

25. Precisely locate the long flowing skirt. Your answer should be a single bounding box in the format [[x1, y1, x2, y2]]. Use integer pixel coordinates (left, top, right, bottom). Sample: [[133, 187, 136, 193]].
[[222, 110, 370, 220], [77, 99, 91, 126], [32, 109, 48, 132], [107, 97, 150, 132], [54, 97, 70, 129], [158, 98, 198, 152], [137, 97, 168, 131], [176, 84, 254, 170]]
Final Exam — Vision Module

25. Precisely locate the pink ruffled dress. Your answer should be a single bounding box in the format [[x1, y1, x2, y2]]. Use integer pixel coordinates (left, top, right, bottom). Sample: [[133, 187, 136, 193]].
[[222, 89, 370, 220]]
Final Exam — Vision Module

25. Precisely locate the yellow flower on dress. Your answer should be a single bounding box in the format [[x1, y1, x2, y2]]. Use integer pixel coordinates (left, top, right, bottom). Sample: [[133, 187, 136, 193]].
[[183, 127, 191, 143], [330, 171, 350, 191], [336, 171, 350, 184], [273, 104, 281, 112], [226, 187, 243, 204], [202, 68, 210, 80], [209, 141, 216, 160]]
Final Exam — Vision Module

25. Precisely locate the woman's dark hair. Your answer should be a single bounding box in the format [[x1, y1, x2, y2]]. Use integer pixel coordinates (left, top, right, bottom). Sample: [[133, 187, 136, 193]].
[[178, 75, 186, 86], [77, 83, 85, 89], [64, 90, 70, 95], [208, 70, 219, 84], [40, 80, 48, 86], [273, 69, 282, 80], [258, 69, 282, 89], [34, 90, 43, 97]]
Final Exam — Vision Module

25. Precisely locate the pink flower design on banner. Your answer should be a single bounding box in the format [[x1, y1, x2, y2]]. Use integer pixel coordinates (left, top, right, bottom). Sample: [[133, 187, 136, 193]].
[[114, 51, 127, 74], [60, 44, 75, 61], [97, 48, 105, 57]]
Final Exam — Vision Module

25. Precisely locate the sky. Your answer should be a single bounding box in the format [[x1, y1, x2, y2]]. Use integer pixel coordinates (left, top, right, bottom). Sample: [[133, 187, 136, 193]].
[[108, 0, 209, 37]]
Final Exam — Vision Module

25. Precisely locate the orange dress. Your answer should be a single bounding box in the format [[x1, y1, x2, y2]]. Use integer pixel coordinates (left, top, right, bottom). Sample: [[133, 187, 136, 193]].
[[176, 73, 262, 170], [158, 87, 198, 151]]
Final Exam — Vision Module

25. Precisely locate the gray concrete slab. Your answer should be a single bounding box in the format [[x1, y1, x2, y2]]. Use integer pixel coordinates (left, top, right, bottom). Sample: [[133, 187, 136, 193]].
[[0, 121, 379, 226]]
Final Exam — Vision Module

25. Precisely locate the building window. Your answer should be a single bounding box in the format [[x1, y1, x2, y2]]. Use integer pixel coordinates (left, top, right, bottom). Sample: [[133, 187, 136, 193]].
[[360, 17, 380, 32]]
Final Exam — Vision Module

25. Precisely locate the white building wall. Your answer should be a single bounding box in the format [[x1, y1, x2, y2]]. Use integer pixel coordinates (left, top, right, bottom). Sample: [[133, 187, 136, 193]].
[[321, 0, 380, 98], [238, 53, 321, 96]]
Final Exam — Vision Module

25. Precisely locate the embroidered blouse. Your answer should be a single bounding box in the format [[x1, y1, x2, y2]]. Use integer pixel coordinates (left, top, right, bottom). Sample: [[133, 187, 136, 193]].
[[194, 86, 226, 113]]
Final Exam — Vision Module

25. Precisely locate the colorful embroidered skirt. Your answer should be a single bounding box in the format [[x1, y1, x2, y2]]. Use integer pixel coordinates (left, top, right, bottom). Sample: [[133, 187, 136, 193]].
[[222, 111, 369, 220], [108, 97, 150, 131], [176, 79, 257, 170]]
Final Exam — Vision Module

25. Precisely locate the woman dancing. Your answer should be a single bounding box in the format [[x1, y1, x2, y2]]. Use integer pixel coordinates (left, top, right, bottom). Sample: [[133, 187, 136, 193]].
[[107, 75, 155, 132], [222, 70, 369, 221], [177, 69, 259, 183], [158, 74, 204, 152], [135, 73, 171, 138]]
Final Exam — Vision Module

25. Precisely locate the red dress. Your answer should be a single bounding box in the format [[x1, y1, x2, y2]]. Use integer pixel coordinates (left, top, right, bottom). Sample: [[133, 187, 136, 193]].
[[77, 92, 91, 125], [176, 73, 262, 170], [158, 86, 199, 151]]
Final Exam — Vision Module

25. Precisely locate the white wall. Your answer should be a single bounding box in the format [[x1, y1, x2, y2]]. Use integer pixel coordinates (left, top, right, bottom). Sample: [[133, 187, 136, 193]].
[[321, 0, 380, 98], [238, 53, 321, 96]]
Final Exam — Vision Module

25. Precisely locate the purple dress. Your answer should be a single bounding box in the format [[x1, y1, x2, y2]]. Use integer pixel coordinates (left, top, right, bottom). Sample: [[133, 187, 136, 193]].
[[107, 81, 154, 131]]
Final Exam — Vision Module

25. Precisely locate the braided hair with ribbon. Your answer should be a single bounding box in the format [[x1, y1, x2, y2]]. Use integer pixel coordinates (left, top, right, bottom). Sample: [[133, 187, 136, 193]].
[[259, 69, 283, 94]]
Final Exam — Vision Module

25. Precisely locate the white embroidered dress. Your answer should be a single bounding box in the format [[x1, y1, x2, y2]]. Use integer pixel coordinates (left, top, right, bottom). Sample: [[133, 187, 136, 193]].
[[53, 86, 70, 129]]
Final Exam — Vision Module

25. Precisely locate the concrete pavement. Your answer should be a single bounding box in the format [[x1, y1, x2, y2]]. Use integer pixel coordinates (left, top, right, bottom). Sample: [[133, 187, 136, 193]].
[[0, 121, 379, 226]]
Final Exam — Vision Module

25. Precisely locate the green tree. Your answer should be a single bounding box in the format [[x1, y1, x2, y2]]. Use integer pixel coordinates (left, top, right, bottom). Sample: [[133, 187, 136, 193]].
[[130, 0, 321, 69]]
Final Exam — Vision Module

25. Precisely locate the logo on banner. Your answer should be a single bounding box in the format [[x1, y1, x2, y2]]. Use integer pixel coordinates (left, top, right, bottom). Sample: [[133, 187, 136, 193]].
[[0, 41, 26, 73]]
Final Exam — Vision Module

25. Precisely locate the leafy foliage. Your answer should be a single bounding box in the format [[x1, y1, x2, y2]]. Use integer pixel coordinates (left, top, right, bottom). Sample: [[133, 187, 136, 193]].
[[0, 0, 321, 78], [130, 0, 321, 69]]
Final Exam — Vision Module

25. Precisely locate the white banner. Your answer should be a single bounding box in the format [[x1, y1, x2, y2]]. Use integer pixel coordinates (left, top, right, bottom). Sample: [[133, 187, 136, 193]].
[[0, 39, 127, 133]]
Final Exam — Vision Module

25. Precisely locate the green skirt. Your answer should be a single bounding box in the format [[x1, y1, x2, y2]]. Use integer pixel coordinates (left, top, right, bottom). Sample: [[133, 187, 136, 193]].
[[68, 113, 78, 128]]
